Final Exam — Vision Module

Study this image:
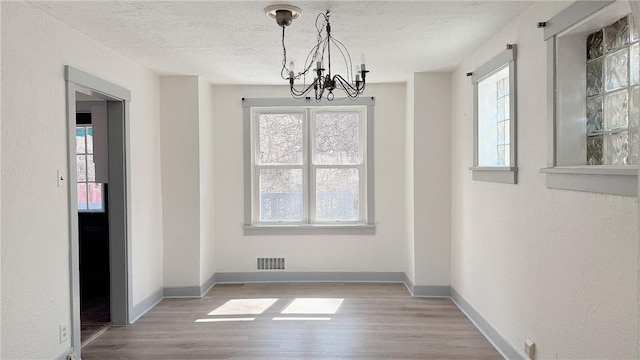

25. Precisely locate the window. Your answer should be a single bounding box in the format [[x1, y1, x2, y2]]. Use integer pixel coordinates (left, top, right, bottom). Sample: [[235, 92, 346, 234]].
[[76, 125, 104, 211], [470, 45, 518, 184], [242, 98, 375, 234], [586, 15, 639, 165], [542, 1, 638, 196]]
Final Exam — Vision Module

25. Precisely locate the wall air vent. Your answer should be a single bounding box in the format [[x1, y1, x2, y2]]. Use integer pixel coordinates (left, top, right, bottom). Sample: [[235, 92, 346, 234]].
[[257, 258, 285, 270]]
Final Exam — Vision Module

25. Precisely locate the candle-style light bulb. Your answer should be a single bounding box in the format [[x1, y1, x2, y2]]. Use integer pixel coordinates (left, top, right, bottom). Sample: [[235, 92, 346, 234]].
[[360, 53, 366, 73], [289, 61, 295, 77], [356, 65, 361, 82]]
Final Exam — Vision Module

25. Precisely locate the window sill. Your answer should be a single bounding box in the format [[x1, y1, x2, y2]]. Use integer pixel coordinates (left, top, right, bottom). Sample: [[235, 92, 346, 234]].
[[469, 166, 517, 184], [243, 224, 376, 236], [540, 166, 637, 196]]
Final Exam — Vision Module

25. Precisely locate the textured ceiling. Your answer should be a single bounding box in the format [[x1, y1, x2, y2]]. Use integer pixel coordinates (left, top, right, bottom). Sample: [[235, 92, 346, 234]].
[[29, 1, 533, 84]]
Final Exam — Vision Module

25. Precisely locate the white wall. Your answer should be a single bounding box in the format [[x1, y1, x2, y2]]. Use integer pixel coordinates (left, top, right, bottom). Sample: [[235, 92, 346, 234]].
[[160, 76, 216, 290], [160, 76, 201, 288], [1, 2, 164, 359], [199, 79, 216, 285], [451, 2, 638, 358], [412, 73, 452, 286], [405, 77, 416, 284], [0, 3, 3, 356], [212, 84, 407, 273]]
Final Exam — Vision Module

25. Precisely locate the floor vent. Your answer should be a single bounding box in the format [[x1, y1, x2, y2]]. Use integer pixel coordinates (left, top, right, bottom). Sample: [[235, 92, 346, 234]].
[[257, 258, 285, 270]]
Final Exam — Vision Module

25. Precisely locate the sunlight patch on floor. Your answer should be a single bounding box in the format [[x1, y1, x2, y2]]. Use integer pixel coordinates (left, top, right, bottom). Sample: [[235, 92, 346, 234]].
[[281, 298, 344, 315], [195, 317, 256, 323], [272, 317, 332, 321], [208, 298, 278, 316]]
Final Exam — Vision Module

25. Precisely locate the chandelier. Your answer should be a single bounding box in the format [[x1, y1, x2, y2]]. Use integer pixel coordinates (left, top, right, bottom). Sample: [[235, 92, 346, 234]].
[[265, 5, 369, 101]]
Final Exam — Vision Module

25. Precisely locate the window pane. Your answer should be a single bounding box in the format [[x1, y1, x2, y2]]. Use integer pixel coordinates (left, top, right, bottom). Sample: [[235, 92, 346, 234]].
[[587, 135, 604, 165], [587, 30, 603, 60], [604, 16, 629, 53], [629, 130, 639, 164], [631, 43, 639, 86], [605, 49, 628, 91], [586, 97, 603, 134], [497, 121, 505, 144], [77, 155, 86, 182], [77, 183, 88, 210], [76, 127, 86, 154], [604, 89, 628, 130], [258, 113, 303, 165], [88, 183, 102, 210], [605, 131, 629, 165], [315, 112, 361, 165], [86, 126, 94, 154], [316, 168, 359, 221], [87, 155, 95, 182], [631, 86, 640, 128], [259, 169, 303, 221], [477, 66, 510, 166], [586, 59, 603, 97]]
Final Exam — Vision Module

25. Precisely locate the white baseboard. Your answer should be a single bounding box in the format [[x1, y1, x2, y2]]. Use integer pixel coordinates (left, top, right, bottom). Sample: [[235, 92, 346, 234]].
[[214, 271, 406, 283], [130, 288, 163, 323], [450, 287, 523, 360]]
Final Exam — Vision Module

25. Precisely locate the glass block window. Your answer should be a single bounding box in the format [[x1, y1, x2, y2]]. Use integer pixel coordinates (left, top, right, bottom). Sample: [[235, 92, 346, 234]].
[[470, 45, 517, 184], [76, 125, 104, 211], [478, 66, 511, 166], [251, 106, 367, 224], [586, 15, 639, 165]]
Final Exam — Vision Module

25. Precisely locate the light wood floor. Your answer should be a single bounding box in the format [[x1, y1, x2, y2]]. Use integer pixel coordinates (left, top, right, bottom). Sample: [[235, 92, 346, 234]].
[[81, 283, 501, 359]]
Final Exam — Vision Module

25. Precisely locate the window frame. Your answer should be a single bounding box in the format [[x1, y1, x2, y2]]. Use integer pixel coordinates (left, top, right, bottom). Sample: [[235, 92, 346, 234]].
[[541, 0, 638, 196], [309, 108, 366, 224], [251, 108, 308, 225], [76, 124, 105, 212], [242, 97, 376, 235], [469, 45, 518, 184]]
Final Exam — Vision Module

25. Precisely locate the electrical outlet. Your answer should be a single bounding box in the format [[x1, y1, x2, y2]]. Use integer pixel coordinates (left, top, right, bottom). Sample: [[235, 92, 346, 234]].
[[59, 323, 68, 343], [66, 352, 77, 360], [524, 338, 536, 359]]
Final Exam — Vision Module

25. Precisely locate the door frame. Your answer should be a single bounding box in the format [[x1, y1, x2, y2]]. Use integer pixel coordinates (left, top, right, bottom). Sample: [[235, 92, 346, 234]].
[[65, 66, 133, 355]]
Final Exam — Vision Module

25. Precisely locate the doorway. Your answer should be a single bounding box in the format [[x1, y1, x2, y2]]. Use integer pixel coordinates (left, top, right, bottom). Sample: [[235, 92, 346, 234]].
[[65, 66, 132, 357], [75, 101, 111, 343]]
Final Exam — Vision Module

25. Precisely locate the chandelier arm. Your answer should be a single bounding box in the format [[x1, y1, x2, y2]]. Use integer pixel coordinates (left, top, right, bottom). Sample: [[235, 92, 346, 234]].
[[296, 15, 327, 79], [301, 41, 322, 76], [315, 12, 327, 33], [290, 77, 319, 98], [315, 85, 324, 102], [329, 37, 354, 82], [333, 74, 364, 100], [326, 21, 332, 77]]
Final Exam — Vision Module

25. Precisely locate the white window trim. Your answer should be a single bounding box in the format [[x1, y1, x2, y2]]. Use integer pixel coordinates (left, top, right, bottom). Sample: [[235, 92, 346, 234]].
[[541, 0, 638, 196], [242, 97, 376, 235], [469, 45, 518, 184]]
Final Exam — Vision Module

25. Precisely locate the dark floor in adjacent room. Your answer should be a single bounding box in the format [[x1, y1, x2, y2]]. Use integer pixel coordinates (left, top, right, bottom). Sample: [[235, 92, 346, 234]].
[[80, 296, 111, 343]]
